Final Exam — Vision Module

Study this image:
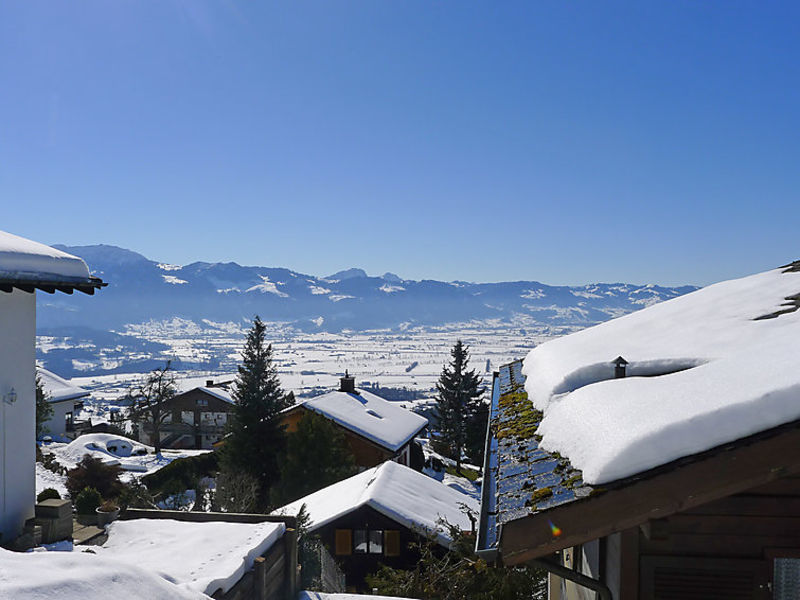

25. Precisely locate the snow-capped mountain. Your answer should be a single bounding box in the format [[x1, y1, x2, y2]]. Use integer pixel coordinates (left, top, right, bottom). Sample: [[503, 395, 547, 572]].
[[38, 244, 697, 333]]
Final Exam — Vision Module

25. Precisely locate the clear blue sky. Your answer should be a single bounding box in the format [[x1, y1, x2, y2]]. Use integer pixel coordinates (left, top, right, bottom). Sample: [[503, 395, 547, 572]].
[[1, 1, 798, 286]]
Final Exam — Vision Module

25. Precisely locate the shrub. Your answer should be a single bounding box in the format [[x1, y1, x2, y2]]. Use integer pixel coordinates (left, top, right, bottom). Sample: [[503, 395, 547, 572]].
[[117, 479, 155, 510], [66, 456, 123, 499], [37, 488, 61, 502], [74, 487, 102, 515], [142, 452, 218, 497]]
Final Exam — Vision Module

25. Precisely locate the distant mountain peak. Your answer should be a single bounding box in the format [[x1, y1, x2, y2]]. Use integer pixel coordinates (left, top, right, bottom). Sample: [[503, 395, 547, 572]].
[[382, 272, 403, 283], [326, 268, 368, 281]]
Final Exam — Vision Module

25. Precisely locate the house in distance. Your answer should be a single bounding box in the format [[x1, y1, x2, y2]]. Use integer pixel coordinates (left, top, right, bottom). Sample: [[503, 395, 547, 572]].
[[138, 379, 234, 450], [275, 460, 479, 591], [280, 372, 428, 469], [37, 367, 91, 440]]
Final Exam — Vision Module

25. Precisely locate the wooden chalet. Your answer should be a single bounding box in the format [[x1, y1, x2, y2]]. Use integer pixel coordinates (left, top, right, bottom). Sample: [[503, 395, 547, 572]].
[[276, 461, 479, 591], [138, 379, 234, 449], [280, 373, 428, 469], [477, 263, 800, 599]]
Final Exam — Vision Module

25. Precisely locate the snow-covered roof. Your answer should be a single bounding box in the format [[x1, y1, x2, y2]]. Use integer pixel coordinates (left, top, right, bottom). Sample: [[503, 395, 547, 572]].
[[274, 461, 479, 548], [0, 547, 207, 600], [522, 263, 800, 485], [196, 386, 234, 404], [97, 518, 285, 597], [0, 230, 105, 294], [38, 367, 90, 404], [291, 388, 428, 452]]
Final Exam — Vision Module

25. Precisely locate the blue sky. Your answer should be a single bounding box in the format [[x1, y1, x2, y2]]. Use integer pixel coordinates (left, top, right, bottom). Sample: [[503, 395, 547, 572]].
[[1, 1, 798, 286]]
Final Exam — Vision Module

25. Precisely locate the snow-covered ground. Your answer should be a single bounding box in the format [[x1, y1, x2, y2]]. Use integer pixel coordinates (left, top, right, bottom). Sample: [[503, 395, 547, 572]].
[[96, 518, 284, 597], [522, 265, 800, 484], [0, 547, 208, 600], [37, 433, 210, 493], [300, 593, 414, 600]]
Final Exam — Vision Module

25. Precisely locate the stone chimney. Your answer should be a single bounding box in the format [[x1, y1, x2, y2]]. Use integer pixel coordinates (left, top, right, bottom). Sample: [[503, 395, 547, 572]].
[[339, 370, 356, 394]]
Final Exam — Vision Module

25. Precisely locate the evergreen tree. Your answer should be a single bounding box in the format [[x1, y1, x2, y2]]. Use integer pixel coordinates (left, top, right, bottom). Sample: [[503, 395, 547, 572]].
[[434, 340, 484, 473], [35, 372, 53, 438], [223, 316, 294, 508], [272, 410, 358, 506]]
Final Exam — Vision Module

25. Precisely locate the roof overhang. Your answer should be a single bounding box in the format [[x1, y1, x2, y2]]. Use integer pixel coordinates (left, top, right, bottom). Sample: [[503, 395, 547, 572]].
[[499, 419, 800, 566], [0, 274, 106, 295]]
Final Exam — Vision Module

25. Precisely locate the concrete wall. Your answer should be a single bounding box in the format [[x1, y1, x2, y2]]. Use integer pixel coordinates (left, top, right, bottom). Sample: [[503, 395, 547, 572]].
[[0, 290, 36, 543]]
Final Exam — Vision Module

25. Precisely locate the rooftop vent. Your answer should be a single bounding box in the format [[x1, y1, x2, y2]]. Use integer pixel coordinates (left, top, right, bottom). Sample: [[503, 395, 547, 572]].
[[206, 379, 214, 387], [613, 356, 628, 379], [339, 370, 357, 394]]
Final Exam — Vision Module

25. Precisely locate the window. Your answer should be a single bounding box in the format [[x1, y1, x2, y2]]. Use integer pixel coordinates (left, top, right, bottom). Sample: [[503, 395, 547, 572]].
[[354, 529, 384, 554], [354, 529, 368, 553], [335, 529, 352, 556], [369, 530, 383, 554], [196, 397, 208, 406]]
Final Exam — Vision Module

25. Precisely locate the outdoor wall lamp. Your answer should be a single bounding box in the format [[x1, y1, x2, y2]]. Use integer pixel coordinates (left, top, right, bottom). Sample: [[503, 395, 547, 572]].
[[4, 388, 17, 404]]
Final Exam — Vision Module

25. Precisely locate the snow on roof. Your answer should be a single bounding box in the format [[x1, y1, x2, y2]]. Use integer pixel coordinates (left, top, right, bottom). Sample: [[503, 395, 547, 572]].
[[0, 230, 91, 282], [0, 547, 207, 600], [274, 461, 479, 548], [196, 386, 234, 404], [97, 518, 285, 597], [294, 388, 428, 451], [38, 367, 90, 404], [522, 264, 800, 485]]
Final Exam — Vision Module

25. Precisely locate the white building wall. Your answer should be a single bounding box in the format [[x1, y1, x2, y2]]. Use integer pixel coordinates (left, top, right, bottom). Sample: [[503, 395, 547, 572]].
[[0, 290, 36, 543], [42, 400, 75, 439]]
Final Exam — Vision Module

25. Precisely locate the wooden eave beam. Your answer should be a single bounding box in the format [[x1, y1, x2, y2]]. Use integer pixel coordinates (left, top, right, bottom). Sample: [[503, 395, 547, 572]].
[[500, 422, 800, 566]]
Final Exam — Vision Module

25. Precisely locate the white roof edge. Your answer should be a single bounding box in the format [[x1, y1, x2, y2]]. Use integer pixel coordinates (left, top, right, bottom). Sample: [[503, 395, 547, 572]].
[[0, 230, 92, 282]]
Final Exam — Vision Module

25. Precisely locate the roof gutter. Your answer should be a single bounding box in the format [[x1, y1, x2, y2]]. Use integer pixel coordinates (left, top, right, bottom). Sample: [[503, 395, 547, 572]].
[[529, 554, 613, 600]]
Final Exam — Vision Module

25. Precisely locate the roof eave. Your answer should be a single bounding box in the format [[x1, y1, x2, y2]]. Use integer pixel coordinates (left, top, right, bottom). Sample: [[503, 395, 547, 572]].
[[0, 275, 107, 296], [499, 419, 800, 566]]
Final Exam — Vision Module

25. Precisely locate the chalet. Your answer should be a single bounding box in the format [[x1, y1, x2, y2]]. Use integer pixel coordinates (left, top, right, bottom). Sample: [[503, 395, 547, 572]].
[[276, 461, 479, 591], [37, 367, 91, 440], [0, 230, 104, 547], [280, 373, 428, 469], [477, 262, 800, 600], [138, 379, 234, 449]]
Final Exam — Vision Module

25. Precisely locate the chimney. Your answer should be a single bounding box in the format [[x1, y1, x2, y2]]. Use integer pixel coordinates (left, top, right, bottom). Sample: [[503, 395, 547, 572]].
[[339, 370, 357, 394], [206, 379, 214, 387], [613, 356, 628, 379]]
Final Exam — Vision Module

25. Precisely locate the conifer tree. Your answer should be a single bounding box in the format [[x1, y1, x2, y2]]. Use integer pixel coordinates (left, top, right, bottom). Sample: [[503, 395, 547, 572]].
[[434, 340, 484, 473], [272, 410, 358, 506], [35, 372, 53, 438], [223, 316, 294, 508]]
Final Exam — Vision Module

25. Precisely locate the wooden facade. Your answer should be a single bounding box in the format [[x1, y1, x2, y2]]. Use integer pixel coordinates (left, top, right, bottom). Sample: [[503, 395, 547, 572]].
[[280, 405, 412, 469], [501, 424, 800, 600], [313, 504, 435, 591], [139, 387, 233, 450]]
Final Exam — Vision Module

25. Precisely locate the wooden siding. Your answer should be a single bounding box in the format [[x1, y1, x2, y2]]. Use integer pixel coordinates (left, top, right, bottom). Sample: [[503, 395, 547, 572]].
[[280, 406, 396, 469], [314, 504, 437, 591]]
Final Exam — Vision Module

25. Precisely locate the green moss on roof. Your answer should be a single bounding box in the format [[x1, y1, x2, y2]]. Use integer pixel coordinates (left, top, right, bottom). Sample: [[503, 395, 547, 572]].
[[494, 391, 543, 441]]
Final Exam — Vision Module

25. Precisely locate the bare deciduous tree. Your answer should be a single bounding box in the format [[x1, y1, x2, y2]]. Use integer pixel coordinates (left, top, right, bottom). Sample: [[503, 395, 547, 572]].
[[127, 361, 177, 458]]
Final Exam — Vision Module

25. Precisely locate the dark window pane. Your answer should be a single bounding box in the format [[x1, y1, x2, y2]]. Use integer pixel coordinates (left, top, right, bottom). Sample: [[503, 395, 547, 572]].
[[369, 530, 383, 554], [354, 529, 368, 554]]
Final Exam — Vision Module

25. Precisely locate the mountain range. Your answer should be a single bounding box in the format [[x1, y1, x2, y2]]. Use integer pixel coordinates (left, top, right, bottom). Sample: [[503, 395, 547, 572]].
[[36, 244, 698, 333]]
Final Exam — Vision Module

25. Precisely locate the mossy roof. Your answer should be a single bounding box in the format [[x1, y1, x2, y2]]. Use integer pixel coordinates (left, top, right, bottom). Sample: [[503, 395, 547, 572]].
[[477, 359, 596, 552]]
